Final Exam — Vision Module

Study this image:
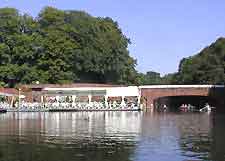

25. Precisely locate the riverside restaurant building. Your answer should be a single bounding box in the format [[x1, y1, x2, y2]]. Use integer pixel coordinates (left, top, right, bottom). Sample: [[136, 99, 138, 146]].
[[0, 88, 21, 109], [7, 83, 142, 111]]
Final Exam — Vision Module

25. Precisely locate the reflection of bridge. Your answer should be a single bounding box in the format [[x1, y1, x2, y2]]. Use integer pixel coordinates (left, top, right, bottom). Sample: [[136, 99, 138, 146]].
[[140, 85, 225, 108]]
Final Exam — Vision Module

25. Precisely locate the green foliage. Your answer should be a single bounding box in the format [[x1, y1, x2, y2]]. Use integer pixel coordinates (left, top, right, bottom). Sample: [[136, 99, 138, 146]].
[[176, 38, 225, 84], [0, 7, 137, 86], [137, 71, 163, 85], [137, 71, 180, 85]]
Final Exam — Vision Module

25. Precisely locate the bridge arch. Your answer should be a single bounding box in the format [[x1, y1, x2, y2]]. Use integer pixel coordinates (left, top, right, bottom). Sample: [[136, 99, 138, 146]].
[[140, 85, 225, 110], [154, 95, 218, 111]]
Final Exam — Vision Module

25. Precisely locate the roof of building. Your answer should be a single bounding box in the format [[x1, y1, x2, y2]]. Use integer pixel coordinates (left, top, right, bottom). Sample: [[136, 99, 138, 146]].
[[0, 88, 19, 96], [20, 83, 126, 89]]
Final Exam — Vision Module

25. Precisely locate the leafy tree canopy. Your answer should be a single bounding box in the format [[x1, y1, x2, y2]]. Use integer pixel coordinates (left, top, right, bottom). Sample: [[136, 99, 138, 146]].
[[176, 38, 225, 85], [0, 7, 138, 87]]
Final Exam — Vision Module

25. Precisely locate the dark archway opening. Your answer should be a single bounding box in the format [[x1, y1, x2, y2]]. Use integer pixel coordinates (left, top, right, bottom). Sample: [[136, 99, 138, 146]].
[[154, 96, 218, 112]]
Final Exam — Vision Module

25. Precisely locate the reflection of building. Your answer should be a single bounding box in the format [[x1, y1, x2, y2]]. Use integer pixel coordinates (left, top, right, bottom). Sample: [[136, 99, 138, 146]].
[[0, 112, 142, 140], [0, 112, 142, 161]]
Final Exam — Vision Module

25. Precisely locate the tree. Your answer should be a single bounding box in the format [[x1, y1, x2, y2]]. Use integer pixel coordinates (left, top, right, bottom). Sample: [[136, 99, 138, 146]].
[[137, 71, 164, 85], [177, 38, 225, 84], [0, 7, 138, 86]]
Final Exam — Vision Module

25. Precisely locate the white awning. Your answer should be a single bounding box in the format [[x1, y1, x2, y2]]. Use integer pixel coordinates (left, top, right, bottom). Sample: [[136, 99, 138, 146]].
[[0, 92, 25, 98], [42, 86, 140, 97], [106, 86, 140, 97], [0, 92, 15, 97], [43, 89, 106, 96]]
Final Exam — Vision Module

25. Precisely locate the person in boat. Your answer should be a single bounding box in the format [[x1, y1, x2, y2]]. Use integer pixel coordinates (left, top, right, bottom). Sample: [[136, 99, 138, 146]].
[[200, 103, 212, 112], [205, 103, 211, 111], [163, 104, 167, 111], [180, 104, 185, 111], [187, 104, 195, 111], [187, 104, 191, 111]]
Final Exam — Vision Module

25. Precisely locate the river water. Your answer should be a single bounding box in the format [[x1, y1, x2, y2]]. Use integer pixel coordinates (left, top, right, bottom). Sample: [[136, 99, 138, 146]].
[[0, 111, 224, 161]]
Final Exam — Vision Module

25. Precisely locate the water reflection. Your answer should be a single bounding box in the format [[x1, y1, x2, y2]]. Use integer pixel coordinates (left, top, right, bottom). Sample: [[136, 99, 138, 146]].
[[0, 112, 225, 161], [0, 112, 141, 161], [0, 112, 142, 138], [134, 112, 225, 161]]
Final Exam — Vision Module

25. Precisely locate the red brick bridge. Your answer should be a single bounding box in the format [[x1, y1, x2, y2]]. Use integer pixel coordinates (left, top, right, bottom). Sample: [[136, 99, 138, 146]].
[[140, 85, 225, 108]]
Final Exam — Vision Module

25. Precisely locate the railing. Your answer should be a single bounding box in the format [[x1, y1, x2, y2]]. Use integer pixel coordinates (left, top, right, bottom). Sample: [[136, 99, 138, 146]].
[[0, 101, 140, 111], [0, 102, 11, 109], [44, 102, 139, 110]]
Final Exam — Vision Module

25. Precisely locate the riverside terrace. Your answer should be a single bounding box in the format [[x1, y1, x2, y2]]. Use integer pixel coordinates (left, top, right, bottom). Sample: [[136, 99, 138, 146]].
[[1, 84, 142, 111]]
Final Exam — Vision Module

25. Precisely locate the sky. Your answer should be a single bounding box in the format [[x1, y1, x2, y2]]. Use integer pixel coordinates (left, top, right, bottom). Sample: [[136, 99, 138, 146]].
[[1, 0, 225, 75]]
